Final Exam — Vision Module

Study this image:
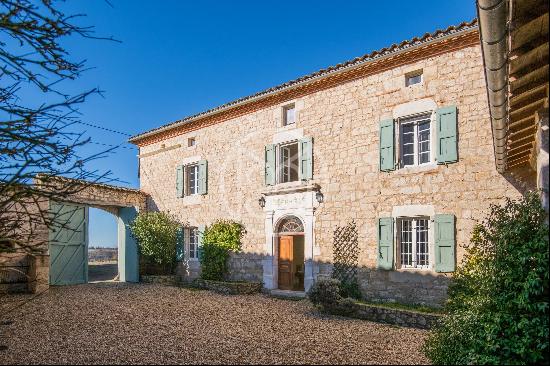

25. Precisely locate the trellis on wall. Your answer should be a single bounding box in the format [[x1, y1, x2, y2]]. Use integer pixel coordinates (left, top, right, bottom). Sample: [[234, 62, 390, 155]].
[[332, 220, 360, 298]]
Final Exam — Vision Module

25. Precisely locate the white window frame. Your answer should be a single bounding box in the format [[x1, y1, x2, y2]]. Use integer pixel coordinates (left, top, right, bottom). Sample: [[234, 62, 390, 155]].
[[276, 140, 299, 184], [185, 163, 199, 196], [397, 217, 431, 270], [187, 227, 199, 260], [282, 104, 296, 126], [397, 112, 434, 168]]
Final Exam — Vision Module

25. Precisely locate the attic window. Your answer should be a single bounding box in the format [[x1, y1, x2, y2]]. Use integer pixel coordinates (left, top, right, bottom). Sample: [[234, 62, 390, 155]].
[[283, 104, 296, 126], [405, 70, 423, 86], [188, 137, 196, 147]]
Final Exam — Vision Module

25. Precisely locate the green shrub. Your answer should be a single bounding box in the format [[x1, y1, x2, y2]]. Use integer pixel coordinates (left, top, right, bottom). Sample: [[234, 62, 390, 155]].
[[338, 280, 362, 300], [307, 277, 342, 308], [424, 192, 549, 365], [199, 220, 245, 281], [130, 211, 181, 271]]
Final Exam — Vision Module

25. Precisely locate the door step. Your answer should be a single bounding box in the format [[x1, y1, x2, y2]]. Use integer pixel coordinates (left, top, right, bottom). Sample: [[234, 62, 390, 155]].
[[270, 289, 306, 299]]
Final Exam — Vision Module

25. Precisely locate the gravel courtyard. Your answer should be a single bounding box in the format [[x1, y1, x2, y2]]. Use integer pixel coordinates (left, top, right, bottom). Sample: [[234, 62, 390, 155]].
[[0, 283, 429, 364]]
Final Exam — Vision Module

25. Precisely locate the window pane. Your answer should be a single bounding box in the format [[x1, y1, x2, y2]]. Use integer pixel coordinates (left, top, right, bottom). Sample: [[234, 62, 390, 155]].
[[401, 124, 415, 166], [284, 106, 295, 125], [406, 73, 422, 86], [415, 219, 429, 267], [400, 219, 413, 267], [189, 227, 198, 259], [188, 165, 198, 195], [280, 143, 299, 183], [417, 120, 431, 164]]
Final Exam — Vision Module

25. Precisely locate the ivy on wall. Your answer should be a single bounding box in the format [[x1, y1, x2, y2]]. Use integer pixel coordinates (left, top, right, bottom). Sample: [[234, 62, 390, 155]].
[[200, 219, 245, 281]]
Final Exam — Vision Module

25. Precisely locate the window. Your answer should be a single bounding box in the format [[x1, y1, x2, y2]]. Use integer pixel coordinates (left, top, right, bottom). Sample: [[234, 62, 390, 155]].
[[188, 137, 196, 147], [405, 70, 423, 86], [283, 104, 296, 126], [186, 164, 199, 195], [278, 142, 299, 183], [398, 217, 429, 269], [188, 227, 199, 259], [399, 113, 431, 167]]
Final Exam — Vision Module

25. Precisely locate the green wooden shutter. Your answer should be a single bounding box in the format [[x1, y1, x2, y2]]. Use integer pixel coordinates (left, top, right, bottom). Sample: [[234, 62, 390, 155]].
[[436, 106, 458, 164], [265, 144, 276, 186], [379, 119, 395, 171], [176, 226, 185, 261], [299, 137, 313, 181], [176, 165, 184, 198], [377, 217, 394, 270], [434, 214, 456, 272], [197, 225, 205, 261], [198, 160, 208, 195]]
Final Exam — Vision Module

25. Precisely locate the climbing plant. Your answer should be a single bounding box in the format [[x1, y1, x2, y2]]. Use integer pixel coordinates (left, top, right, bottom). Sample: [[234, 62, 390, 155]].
[[199, 220, 245, 281], [332, 220, 361, 299]]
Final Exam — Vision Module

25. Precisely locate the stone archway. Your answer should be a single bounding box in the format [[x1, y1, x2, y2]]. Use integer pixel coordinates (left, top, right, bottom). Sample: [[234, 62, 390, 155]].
[[261, 184, 321, 293], [34, 177, 147, 291]]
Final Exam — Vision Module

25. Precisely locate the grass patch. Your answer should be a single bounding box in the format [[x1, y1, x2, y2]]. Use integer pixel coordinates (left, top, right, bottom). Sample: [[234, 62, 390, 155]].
[[356, 300, 444, 314]]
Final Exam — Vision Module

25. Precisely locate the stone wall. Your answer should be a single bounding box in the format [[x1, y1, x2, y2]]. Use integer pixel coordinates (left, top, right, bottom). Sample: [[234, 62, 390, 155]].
[[1, 179, 148, 293], [138, 42, 532, 305], [327, 300, 442, 330]]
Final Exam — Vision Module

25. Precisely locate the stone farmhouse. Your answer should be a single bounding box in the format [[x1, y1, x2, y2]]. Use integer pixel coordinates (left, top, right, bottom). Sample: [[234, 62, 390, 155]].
[[128, 18, 545, 306]]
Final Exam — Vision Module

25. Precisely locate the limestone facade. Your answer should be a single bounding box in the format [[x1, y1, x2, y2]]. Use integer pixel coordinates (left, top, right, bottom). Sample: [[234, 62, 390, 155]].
[[137, 37, 531, 306]]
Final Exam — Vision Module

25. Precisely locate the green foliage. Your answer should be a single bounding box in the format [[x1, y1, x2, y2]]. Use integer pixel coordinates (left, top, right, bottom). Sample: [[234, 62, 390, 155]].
[[338, 280, 362, 300], [199, 220, 245, 281], [307, 277, 342, 308], [424, 192, 549, 365], [130, 211, 180, 268]]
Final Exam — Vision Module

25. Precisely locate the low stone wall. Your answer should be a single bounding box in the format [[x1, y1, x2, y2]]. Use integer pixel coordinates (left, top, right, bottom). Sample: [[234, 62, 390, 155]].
[[326, 300, 442, 330], [353, 302, 441, 329], [226, 252, 264, 283], [194, 279, 262, 295], [0, 253, 49, 294], [140, 275, 177, 286]]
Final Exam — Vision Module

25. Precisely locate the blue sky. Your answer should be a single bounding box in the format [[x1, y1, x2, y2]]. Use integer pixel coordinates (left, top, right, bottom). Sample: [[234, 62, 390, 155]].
[[63, 1, 476, 247]]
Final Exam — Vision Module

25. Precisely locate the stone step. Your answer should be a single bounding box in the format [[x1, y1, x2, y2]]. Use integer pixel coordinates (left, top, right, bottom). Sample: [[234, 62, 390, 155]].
[[270, 289, 307, 299]]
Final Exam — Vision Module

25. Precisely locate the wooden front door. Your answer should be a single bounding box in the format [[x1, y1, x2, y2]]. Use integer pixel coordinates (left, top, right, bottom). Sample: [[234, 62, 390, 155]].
[[278, 236, 293, 290]]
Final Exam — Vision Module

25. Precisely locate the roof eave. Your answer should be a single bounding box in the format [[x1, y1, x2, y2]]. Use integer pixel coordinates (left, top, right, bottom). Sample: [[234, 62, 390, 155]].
[[129, 22, 479, 145]]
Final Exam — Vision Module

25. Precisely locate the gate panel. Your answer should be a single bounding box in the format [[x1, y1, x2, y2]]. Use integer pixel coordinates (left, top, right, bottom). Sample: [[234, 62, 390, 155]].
[[49, 202, 88, 285]]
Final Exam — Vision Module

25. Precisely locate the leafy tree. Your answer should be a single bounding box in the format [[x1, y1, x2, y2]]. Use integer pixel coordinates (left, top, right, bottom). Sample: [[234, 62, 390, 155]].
[[424, 192, 549, 364], [130, 212, 181, 271], [0, 0, 117, 253]]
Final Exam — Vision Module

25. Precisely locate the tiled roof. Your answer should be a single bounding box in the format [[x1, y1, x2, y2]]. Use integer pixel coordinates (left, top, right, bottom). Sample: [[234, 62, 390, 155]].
[[129, 19, 478, 143]]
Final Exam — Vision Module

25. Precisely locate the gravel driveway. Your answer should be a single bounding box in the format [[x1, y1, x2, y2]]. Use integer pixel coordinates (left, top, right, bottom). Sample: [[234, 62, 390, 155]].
[[0, 283, 429, 364]]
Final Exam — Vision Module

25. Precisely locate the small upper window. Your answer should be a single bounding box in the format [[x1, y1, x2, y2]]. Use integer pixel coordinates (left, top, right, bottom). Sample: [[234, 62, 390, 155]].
[[405, 70, 423, 87], [399, 113, 431, 167], [186, 164, 199, 195], [188, 137, 196, 147], [283, 104, 296, 126]]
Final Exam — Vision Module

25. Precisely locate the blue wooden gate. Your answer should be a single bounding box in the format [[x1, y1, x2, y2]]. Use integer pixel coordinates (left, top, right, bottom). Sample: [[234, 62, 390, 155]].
[[49, 202, 88, 285]]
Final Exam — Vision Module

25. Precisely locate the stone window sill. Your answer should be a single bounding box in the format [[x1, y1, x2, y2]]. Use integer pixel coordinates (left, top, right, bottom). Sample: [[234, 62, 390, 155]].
[[262, 181, 320, 196], [391, 163, 438, 175]]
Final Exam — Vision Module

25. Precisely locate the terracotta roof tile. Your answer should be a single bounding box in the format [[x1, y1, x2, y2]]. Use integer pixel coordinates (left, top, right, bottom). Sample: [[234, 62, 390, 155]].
[[129, 19, 478, 143]]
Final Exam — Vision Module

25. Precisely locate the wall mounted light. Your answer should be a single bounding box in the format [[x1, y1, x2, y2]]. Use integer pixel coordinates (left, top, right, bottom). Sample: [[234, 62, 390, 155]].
[[258, 196, 266, 208], [315, 191, 324, 204]]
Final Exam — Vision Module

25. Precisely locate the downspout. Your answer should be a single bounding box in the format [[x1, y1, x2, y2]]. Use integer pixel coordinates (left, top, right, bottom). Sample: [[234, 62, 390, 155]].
[[476, 0, 509, 173]]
